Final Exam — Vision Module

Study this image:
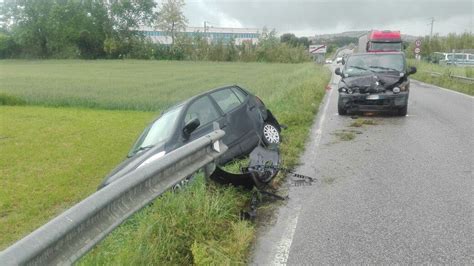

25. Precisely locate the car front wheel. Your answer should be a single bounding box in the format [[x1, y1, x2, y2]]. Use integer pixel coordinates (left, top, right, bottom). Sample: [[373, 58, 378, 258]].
[[338, 104, 347, 115], [262, 123, 280, 145], [398, 105, 408, 116]]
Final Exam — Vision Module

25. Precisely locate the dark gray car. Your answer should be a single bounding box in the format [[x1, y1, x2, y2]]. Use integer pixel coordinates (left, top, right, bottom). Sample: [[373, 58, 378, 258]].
[[98, 85, 281, 189], [335, 52, 416, 116]]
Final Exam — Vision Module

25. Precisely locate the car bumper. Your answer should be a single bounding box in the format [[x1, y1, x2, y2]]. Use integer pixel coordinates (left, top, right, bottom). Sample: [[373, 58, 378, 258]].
[[339, 92, 408, 111]]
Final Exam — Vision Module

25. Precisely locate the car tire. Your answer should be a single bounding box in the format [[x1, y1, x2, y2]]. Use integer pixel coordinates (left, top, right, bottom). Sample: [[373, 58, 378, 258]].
[[262, 123, 280, 145], [338, 104, 347, 115], [398, 105, 408, 116], [172, 174, 195, 191]]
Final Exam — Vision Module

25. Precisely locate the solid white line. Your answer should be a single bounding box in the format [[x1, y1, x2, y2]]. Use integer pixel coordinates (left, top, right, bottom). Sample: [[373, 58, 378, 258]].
[[413, 79, 474, 99], [271, 204, 302, 265], [271, 83, 334, 265]]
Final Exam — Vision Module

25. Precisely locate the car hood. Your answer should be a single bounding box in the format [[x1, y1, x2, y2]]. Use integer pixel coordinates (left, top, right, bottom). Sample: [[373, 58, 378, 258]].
[[340, 73, 405, 93], [97, 142, 166, 189], [342, 73, 402, 87]]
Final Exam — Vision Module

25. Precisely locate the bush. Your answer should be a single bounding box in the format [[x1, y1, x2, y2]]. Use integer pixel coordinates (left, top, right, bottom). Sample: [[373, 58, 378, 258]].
[[0, 93, 26, 106], [0, 34, 20, 59]]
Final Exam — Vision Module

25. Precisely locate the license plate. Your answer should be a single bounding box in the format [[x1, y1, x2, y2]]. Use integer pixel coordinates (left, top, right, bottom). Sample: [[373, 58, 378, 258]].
[[366, 95, 380, 100]]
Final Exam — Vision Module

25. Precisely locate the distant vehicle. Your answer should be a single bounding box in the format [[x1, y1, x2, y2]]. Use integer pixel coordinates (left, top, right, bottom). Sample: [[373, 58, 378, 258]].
[[334, 52, 416, 116], [98, 85, 281, 189], [434, 52, 474, 66], [358, 30, 402, 53], [325, 59, 333, 64]]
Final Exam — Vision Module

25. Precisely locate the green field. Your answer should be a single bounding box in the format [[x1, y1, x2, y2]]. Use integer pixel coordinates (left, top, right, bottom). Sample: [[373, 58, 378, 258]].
[[408, 59, 474, 96], [0, 60, 320, 111], [0, 60, 330, 263]]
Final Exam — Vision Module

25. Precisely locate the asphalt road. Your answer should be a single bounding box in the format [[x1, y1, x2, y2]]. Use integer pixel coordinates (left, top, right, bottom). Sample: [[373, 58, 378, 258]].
[[251, 58, 473, 264]]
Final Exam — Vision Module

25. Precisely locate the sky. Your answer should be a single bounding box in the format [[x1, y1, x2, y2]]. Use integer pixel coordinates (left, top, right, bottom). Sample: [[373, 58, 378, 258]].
[[180, 0, 473, 37]]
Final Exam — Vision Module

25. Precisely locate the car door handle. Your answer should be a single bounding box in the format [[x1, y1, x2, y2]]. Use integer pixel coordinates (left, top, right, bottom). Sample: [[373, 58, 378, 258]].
[[249, 105, 256, 111]]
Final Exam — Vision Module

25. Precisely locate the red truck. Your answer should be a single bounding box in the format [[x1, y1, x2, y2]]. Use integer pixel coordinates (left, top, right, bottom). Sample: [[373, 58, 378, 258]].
[[358, 30, 402, 53]]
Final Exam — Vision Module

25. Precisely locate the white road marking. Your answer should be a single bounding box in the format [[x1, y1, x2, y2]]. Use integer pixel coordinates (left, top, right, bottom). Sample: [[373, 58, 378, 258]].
[[413, 79, 474, 99], [271, 204, 302, 265], [271, 84, 334, 265]]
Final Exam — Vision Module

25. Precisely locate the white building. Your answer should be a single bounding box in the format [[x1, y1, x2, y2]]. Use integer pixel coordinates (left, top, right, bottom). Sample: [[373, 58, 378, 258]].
[[140, 26, 260, 45]]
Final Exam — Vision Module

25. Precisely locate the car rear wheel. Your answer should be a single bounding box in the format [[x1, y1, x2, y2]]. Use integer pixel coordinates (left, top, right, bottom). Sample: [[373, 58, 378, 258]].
[[262, 123, 280, 145], [398, 105, 408, 116]]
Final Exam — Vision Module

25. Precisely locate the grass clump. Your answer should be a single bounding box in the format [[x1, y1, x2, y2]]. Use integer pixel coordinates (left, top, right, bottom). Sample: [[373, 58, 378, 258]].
[[350, 118, 377, 127], [332, 129, 362, 141], [79, 176, 254, 265]]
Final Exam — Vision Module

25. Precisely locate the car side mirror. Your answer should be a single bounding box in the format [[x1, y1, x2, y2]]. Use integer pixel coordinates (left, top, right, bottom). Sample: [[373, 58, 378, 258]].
[[335, 67, 342, 76], [407, 66, 417, 75], [183, 118, 200, 139]]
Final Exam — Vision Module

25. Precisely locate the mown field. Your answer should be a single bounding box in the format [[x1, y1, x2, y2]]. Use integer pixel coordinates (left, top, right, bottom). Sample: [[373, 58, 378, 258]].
[[408, 59, 474, 96], [0, 60, 330, 263]]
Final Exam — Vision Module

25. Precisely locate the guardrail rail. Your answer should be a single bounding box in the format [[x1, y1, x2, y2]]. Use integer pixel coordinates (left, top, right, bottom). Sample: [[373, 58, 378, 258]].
[[0, 130, 227, 266], [424, 71, 474, 83]]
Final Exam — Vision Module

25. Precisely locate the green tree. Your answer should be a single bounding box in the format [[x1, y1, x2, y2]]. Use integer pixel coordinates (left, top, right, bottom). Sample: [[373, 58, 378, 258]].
[[156, 0, 187, 46]]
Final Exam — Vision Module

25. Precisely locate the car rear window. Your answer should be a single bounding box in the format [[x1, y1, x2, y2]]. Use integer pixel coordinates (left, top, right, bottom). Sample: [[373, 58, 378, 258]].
[[231, 87, 248, 102], [211, 88, 242, 113]]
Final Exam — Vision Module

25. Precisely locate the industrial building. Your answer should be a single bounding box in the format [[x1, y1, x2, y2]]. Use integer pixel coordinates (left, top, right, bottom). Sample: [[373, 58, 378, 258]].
[[140, 26, 260, 45]]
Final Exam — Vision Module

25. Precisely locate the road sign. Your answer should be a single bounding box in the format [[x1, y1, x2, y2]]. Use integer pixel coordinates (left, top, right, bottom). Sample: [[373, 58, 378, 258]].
[[309, 44, 327, 54], [414, 47, 421, 54], [415, 39, 422, 47]]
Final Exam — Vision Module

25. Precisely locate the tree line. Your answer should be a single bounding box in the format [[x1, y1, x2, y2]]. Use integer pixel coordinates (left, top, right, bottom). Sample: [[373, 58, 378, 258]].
[[404, 32, 474, 62], [0, 0, 311, 63]]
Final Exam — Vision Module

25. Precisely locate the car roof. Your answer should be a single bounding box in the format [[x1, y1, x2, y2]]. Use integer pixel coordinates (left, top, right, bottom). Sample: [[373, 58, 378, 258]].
[[352, 52, 405, 56], [161, 84, 243, 114]]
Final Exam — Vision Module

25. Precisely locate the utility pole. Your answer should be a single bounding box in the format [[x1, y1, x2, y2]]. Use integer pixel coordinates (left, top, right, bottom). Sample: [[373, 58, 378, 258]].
[[203, 21, 211, 43], [428, 17, 435, 41]]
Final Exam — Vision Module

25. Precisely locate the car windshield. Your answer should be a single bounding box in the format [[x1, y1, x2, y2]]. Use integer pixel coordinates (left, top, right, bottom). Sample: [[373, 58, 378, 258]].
[[128, 106, 182, 157], [369, 42, 402, 51], [344, 54, 405, 77]]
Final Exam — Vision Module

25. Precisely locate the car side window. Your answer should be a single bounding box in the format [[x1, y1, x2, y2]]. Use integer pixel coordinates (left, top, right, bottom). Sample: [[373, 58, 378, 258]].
[[210, 88, 242, 113], [184, 96, 220, 127], [231, 87, 248, 103]]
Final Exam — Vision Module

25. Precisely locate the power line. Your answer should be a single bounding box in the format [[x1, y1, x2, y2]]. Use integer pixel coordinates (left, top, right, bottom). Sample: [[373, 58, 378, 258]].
[[428, 17, 435, 41]]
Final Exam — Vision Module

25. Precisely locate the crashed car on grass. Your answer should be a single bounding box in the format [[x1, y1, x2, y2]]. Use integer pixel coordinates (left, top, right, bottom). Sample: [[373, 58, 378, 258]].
[[98, 85, 282, 189], [335, 52, 416, 116]]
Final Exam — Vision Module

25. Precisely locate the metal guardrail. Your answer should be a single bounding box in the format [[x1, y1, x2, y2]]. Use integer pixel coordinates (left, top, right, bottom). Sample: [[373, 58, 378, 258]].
[[0, 130, 227, 266], [424, 71, 474, 83]]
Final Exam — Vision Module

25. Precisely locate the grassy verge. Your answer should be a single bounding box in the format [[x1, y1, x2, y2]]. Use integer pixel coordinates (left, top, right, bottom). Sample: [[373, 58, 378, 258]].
[[0, 60, 330, 263], [0, 106, 155, 248], [408, 59, 474, 96]]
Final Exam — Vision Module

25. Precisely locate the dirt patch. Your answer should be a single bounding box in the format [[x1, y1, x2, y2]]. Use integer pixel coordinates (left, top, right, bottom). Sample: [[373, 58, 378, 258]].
[[322, 176, 336, 185], [350, 118, 378, 127], [332, 129, 362, 141]]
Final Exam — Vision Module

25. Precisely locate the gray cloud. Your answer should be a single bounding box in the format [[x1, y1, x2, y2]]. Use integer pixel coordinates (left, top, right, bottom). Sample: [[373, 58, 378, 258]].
[[183, 0, 473, 36]]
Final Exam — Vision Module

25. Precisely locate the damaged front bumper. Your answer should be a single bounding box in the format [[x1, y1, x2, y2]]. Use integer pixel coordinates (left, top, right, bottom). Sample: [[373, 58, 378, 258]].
[[209, 145, 280, 189], [339, 91, 408, 112]]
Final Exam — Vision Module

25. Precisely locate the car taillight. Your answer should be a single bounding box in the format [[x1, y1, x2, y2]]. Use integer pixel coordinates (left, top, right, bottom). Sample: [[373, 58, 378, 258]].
[[256, 96, 265, 105]]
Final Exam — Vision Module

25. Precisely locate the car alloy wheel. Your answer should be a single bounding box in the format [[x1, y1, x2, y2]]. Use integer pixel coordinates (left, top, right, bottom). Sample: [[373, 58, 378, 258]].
[[263, 123, 280, 144]]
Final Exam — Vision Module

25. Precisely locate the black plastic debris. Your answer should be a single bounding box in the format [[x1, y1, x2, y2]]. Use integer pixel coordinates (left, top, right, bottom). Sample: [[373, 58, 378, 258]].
[[210, 144, 280, 189]]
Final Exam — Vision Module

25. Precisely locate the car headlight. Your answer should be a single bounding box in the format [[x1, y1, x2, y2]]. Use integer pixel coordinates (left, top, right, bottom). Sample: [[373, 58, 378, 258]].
[[347, 88, 353, 94], [341, 88, 347, 92], [393, 87, 401, 94]]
